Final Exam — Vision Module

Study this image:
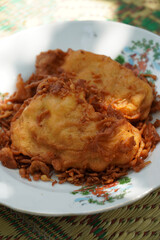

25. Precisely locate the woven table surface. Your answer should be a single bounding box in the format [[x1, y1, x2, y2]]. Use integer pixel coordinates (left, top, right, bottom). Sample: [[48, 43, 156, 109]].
[[0, 0, 160, 239]]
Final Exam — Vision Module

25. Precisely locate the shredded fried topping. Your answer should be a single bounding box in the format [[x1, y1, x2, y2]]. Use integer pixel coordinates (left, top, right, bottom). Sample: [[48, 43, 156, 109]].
[[0, 49, 160, 187]]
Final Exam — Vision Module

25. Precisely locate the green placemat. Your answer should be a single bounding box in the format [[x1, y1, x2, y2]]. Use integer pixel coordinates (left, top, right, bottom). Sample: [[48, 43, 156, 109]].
[[0, 0, 160, 239]]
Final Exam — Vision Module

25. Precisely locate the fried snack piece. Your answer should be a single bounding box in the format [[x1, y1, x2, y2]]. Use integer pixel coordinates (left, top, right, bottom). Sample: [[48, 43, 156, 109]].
[[11, 77, 142, 172], [36, 49, 153, 120]]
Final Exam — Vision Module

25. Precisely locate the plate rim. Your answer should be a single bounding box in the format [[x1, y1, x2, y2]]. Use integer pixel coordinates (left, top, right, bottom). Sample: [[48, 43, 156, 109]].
[[0, 20, 160, 216]]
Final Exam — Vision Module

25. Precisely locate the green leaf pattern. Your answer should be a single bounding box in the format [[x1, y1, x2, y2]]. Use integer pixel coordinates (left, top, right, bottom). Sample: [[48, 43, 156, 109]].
[[72, 177, 132, 205]]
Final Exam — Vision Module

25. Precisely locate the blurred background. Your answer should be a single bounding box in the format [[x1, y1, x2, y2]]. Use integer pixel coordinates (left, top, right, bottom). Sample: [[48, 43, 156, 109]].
[[0, 0, 160, 38]]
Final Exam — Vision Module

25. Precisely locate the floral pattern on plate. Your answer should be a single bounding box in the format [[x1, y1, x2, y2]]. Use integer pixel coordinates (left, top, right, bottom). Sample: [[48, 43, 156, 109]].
[[115, 39, 160, 76], [72, 177, 132, 205]]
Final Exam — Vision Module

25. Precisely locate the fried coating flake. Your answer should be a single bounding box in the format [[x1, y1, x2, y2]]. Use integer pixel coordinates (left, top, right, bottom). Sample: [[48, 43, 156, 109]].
[[36, 49, 153, 120], [11, 77, 142, 172]]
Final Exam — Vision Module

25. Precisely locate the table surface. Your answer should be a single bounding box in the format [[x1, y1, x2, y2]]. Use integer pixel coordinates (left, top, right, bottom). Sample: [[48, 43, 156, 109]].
[[0, 0, 160, 239]]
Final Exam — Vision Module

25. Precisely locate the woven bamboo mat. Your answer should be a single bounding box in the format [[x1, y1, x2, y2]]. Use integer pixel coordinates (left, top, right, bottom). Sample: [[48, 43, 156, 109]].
[[0, 0, 160, 239]]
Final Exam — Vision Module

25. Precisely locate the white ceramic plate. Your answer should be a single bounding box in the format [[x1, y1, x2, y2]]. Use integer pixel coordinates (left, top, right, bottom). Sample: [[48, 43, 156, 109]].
[[0, 21, 160, 216]]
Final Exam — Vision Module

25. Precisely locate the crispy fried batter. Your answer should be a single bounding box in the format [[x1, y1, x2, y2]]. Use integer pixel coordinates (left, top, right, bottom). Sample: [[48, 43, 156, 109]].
[[11, 76, 141, 172], [0, 48, 159, 186], [36, 49, 153, 120], [0, 147, 17, 169]]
